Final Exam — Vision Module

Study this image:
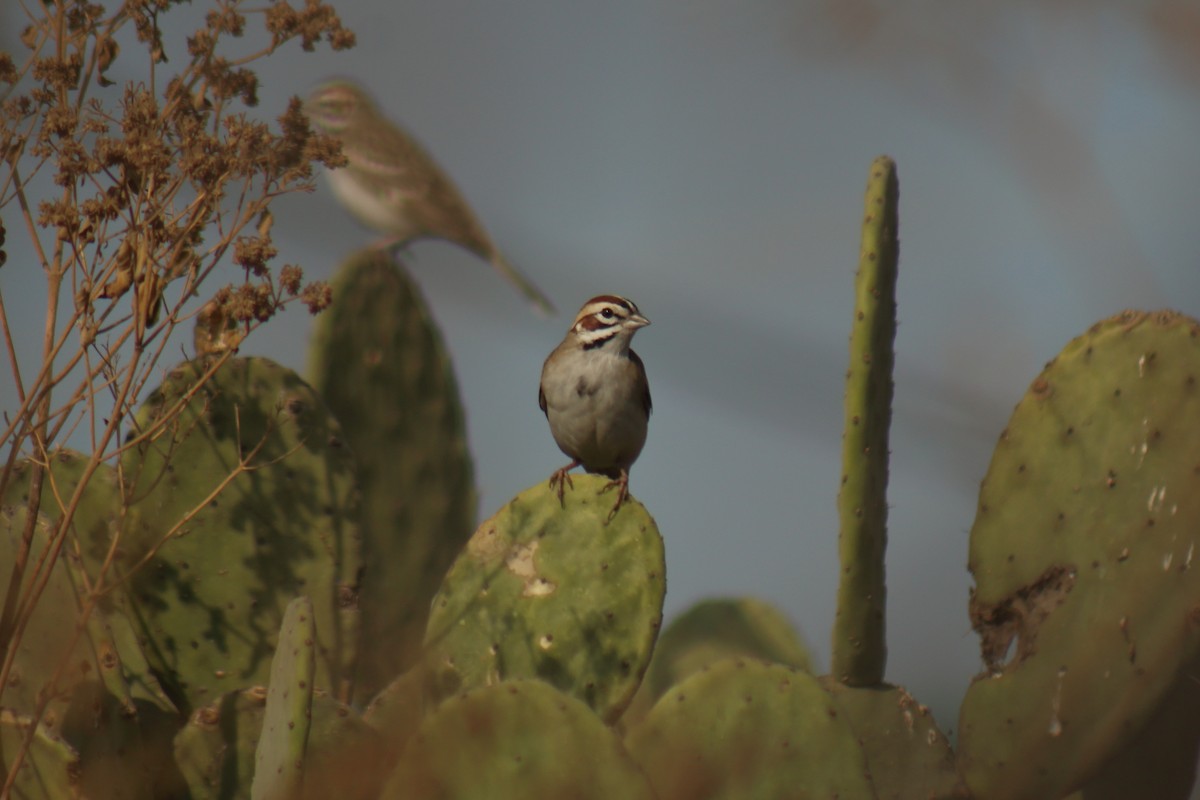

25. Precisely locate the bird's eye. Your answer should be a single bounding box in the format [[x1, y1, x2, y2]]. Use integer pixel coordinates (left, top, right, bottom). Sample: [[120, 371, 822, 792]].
[[600, 309, 615, 320]]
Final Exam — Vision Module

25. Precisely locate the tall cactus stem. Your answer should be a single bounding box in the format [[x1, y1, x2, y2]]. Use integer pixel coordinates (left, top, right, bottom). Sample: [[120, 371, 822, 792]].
[[832, 155, 899, 686]]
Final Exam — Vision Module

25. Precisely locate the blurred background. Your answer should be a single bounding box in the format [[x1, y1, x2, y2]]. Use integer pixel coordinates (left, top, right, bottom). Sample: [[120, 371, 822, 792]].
[[3, 1, 1199, 733]]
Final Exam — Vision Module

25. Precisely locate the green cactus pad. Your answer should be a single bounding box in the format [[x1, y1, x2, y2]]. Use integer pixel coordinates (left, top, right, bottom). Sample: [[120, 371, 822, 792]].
[[2, 452, 177, 715], [382, 679, 655, 799], [119, 356, 362, 712], [59, 681, 187, 800], [624, 659, 874, 799], [175, 688, 384, 800], [818, 677, 966, 799], [421, 475, 665, 723], [175, 691, 260, 799], [2, 451, 119, 570], [645, 596, 814, 694], [362, 664, 426, 762], [958, 311, 1200, 799], [1074, 648, 1200, 800], [309, 249, 475, 699], [1, 455, 187, 796], [0, 710, 80, 800], [834, 154, 898, 687], [621, 596, 814, 729], [0, 503, 95, 729], [252, 596, 316, 800]]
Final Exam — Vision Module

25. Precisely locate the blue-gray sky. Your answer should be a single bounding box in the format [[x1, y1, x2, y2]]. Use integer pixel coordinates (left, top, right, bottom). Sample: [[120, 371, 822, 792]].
[[3, 2, 1199, 734]]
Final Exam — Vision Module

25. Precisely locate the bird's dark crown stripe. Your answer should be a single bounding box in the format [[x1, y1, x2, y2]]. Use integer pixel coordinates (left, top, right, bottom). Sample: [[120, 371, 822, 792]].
[[584, 295, 635, 313]]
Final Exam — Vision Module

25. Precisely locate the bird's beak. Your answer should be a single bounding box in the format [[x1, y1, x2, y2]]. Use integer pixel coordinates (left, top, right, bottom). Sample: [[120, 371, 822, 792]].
[[629, 314, 651, 329]]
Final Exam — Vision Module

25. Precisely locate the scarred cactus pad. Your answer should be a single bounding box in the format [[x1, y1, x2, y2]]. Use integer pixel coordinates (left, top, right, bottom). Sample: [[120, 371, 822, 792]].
[[959, 311, 1200, 799], [422, 475, 665, 722]]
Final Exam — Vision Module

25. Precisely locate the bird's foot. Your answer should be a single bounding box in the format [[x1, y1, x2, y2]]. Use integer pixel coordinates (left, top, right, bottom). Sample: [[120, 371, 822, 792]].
[[599, 469, 631, 523], [548, 461, 580, 507]]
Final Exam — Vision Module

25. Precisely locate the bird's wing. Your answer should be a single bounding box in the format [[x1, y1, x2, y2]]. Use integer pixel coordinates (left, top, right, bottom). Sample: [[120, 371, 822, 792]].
[[344, 124, 437, 184], [630, 350, 652, 417]]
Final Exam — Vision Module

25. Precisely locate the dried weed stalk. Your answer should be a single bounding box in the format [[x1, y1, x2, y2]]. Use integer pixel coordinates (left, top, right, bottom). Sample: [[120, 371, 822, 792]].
[[0, 0, 353, 782]]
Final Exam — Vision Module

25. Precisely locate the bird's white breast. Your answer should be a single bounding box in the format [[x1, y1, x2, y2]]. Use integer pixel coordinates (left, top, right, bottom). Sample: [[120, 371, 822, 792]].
[[541, 346, 647, 472]]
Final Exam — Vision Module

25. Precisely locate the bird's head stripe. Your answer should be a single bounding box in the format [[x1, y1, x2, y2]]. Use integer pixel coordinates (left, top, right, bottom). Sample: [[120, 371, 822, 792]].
[[585, 294, 633, 311], [572, 296, 636, 328]]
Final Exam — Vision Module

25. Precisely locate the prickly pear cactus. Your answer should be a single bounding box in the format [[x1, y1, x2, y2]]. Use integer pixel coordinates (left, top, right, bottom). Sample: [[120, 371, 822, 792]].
[[2, 451, 119, 569], [648, 596, 813, 695], [308, 249, 475, 700], [119, 356, 362, 712], [382, 679, 656, 799], [0, 503, 95, 729], [958, 311, 1200, 799], [0, 710, 80, 800], [59, 680, 187, 800], [362, 664, 426, 762], [1075, 648, 1200, 799], [175, 687, 384, 800], [622, 596, 814, 728], [252, 596, 316, 800], [624, 659, 874, 800], [834, 154, 898, 687], [422, 475, 665, 723], [1, 454, 186, 797], [1, 453, 176, 716], [818, 677, 966, 799]]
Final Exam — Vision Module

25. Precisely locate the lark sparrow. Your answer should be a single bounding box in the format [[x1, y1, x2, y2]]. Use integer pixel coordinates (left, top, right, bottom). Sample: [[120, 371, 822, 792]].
[[539, 295, 652, 518], [304, 79, 555, 315]]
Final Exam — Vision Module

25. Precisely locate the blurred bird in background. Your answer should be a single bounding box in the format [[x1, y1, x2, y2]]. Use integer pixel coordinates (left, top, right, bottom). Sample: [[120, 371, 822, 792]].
[[305, 79, 555, 315]]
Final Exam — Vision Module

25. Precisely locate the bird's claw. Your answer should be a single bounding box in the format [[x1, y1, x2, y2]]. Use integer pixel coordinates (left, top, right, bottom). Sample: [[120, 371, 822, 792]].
[[599, 470, 631, 523], [548, 462, 579, 508]]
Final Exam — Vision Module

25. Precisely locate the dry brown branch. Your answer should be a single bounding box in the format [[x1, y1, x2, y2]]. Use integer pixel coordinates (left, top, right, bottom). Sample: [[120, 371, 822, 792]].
[[0, 0, 354, 789]]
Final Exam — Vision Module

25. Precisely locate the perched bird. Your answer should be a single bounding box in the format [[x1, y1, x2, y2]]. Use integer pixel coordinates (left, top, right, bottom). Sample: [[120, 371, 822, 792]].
[[304, 79, 555, 315], [539, 295, 652, 519]]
